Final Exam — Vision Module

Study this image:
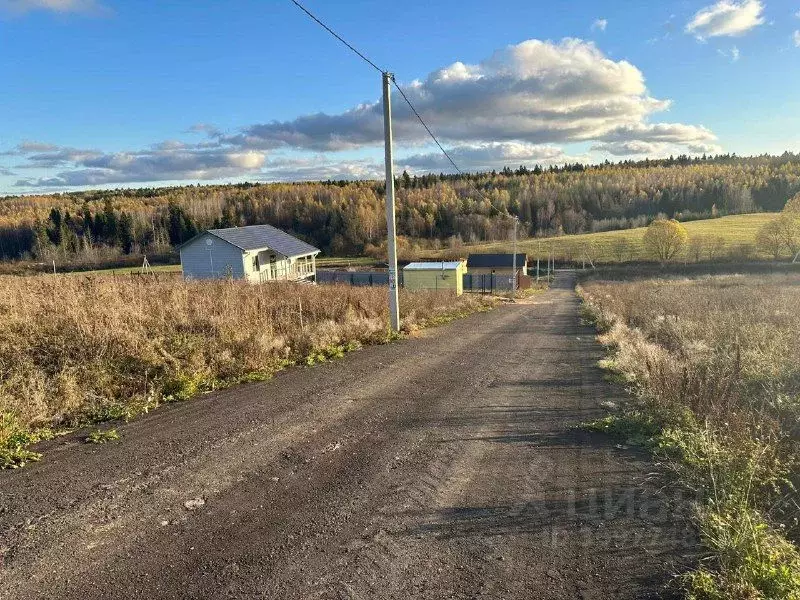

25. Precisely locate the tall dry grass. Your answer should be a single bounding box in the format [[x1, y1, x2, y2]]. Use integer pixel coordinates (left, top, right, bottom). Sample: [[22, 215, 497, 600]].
[[0, 275, 491, 464], [580, 273, 800, 599]]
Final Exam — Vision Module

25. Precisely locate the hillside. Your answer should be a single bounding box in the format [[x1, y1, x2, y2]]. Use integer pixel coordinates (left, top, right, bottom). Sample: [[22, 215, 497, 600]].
[[435, 213, 779, 264], [1, 153, 799, 264]]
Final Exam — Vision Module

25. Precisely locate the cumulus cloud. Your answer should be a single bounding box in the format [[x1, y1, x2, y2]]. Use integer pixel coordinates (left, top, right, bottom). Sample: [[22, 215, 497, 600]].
[[591, 141, 665, 156], [225, 38, 714, 154], [591, 18, 608, 32], [259, 157, 383, 182], [11, 38, 719, 188], [0, 0, 101, 14], [686, 0, 765, 38], [14, 144, 266, 187], [794, 30, 800, 47], [400, 142, 577, 171], [591, 138, 722, 157]]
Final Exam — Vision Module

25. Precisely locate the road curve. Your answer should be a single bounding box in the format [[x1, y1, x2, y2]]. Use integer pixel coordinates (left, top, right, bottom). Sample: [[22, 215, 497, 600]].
[[0, 272, 695, 599]]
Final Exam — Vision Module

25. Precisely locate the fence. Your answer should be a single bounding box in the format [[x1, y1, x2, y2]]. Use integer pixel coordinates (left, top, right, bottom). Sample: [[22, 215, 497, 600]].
[[316, 270, 405, 287], [462, 273, 516, 293], [318, 269, 531, 294]]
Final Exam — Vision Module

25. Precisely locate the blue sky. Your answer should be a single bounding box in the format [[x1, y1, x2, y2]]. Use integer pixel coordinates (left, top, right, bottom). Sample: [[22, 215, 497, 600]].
[[1, 0, 799, 194]]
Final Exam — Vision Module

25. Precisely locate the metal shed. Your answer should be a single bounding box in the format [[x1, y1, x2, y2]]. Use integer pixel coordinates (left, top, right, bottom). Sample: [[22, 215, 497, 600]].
[[466, 253, 528, 276], [402, 261, 466, 295]]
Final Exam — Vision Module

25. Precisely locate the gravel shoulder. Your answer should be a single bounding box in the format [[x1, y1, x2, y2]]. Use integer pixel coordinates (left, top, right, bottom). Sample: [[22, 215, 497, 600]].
[[0, 272, 697, 599]]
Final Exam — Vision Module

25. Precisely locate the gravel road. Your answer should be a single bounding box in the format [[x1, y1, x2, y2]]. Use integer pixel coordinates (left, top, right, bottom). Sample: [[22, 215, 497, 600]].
[[0, 272, 695, 599]]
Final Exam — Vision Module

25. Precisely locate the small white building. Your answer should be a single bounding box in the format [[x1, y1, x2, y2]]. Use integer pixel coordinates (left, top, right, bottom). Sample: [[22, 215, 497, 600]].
[[179, 224, 320, 283]]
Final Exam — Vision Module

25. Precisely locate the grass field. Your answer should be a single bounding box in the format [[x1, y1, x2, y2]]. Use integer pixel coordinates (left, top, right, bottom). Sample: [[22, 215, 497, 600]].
[[580, 272, 800, 598], [61, 257, 381, 277], [0, 275, 493, 468], [433, 213, 779, 263], [64, 263, 182, 276]]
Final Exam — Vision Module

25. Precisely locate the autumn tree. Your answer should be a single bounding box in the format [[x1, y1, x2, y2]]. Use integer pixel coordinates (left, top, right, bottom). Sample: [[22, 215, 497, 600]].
[[756, 219, 786, 259], [643, 219, 688, 262], [784, 192, 800, 215], [687, 235, 706, 262]]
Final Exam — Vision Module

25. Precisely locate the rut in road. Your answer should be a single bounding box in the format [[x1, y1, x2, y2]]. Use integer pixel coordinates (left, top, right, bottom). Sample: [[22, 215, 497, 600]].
[[0, 272, 697, 599]]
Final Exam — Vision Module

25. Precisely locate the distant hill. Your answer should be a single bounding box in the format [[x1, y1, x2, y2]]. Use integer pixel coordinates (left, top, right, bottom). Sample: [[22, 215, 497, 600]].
[[432, 214, 779, 264], [1, 153, 799, 263]]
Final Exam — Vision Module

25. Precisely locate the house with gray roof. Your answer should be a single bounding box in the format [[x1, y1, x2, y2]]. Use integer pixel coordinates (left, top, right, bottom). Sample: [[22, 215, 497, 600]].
[[179, 224, 320, 283]]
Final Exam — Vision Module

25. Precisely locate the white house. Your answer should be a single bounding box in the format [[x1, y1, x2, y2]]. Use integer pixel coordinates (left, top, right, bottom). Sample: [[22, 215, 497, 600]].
[[179, 224, 320, 283]]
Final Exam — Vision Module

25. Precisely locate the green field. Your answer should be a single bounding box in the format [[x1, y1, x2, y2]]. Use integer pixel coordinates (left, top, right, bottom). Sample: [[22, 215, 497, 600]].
[[434, 213, 779, 263]]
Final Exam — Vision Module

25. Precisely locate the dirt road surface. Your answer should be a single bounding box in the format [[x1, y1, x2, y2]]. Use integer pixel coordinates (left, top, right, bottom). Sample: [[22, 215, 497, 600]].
[[0, 272, 695, 599]]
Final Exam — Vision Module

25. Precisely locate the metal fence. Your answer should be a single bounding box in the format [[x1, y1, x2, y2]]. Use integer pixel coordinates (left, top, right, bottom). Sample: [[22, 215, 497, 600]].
[[318, 269, 525, 294], [462, 273, 516, 293], [316, 270, 405, 287]]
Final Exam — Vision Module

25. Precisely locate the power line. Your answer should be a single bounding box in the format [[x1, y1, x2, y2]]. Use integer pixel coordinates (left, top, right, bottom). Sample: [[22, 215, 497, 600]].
[[391, 78, 504, 213], [391, 78, 463, 176], [289, 0, 383, 74], [288, 0, 508, 216]]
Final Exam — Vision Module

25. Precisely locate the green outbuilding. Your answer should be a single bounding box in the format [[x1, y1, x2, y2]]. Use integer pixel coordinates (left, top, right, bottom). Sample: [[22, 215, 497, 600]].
[[402, 261, 467, 295]]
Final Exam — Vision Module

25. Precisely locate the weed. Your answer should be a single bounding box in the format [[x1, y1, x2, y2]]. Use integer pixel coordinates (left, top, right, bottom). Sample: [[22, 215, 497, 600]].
[[85, 428, 120, 444], [581, 272, 800, 599], [582, 412, 663, 448], [0, 277, 494, 466]]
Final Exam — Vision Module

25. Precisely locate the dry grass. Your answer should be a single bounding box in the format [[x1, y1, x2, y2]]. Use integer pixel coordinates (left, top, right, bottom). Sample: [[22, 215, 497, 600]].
[[580, 273, 800, 599], [0, 276, 492, 466]]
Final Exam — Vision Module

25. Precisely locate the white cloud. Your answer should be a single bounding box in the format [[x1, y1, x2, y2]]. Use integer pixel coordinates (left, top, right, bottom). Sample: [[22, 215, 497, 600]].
[[0, 0, 101, 14], [259, 157, 383, 182], [10, 38, 720, 188], [225, 38, 715, 154], [591, 141, 665, 156], [794, 30, 800, 47], [400, 142, 579, 171], [591, 139, 722, 157], [717, 45, 741, 61], [591, 18, 608, 32], [686, 0, 765, 38], [13, 144, 266, 187]]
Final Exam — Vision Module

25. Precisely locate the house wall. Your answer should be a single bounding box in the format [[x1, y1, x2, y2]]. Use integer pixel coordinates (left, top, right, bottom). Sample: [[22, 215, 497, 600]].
[[243, 250, 316, 283], [181, 233, 245, 280], [403, 264, 464, 295]]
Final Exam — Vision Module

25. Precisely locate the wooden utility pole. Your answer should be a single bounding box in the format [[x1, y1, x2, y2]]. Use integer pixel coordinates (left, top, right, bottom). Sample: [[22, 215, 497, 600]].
[[383, 72, 400, 332], [512, 216, 518, 293]]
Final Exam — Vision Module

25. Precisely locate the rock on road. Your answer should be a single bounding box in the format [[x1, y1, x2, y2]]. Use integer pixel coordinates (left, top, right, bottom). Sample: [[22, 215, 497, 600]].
[[0, 272, 695, 599]]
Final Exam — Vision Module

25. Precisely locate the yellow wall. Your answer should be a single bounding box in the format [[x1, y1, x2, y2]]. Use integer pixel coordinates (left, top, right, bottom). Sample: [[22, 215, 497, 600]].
[[403, 263, 465, 295]]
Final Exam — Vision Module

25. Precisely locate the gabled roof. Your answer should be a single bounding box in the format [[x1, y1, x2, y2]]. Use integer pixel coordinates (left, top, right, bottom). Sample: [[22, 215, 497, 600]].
[[404, 261, 464, 271], [192, 224, 320, 257], [466, 253, 527, 268]]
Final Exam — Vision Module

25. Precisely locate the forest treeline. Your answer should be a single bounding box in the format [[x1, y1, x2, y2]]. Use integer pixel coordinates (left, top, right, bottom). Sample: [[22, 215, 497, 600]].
[[1, 152, 799, 262]]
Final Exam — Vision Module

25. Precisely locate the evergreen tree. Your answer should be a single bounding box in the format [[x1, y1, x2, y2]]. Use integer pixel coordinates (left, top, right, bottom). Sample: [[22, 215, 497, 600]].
[[118, 212, 135, 254]]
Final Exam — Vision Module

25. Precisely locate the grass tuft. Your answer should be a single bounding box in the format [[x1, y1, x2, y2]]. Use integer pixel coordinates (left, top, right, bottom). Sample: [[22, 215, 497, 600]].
[[85, 428, 120, 444]]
